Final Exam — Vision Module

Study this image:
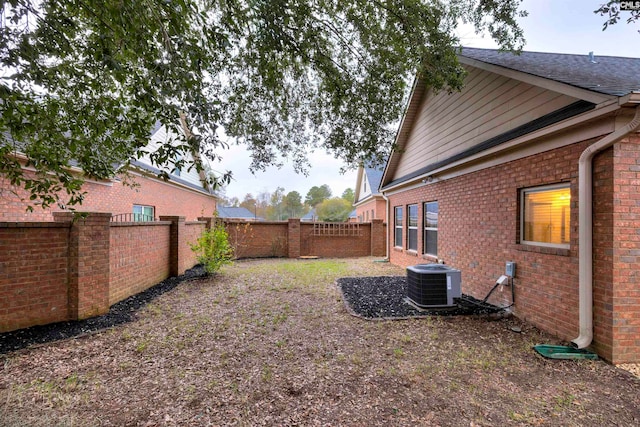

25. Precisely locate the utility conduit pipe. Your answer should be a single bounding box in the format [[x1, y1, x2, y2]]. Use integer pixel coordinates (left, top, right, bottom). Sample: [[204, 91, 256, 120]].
[[573, 106, 640, 349]]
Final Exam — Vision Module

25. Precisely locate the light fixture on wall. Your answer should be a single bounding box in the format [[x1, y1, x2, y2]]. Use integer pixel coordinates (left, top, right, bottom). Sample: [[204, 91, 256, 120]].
[[421, 176, 433, 184]]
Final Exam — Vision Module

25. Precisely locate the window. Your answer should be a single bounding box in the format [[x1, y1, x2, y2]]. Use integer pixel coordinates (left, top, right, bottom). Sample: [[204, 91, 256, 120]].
[[172, 153, 183, 177], [133, 205, 155, 222], [371, 209, 374, 220], [521, 184, 570, 248], [407, 204, 418, 251], [424, 201, 438, 256], [394, 206, 403, 247], [366, 210, 369, 221]]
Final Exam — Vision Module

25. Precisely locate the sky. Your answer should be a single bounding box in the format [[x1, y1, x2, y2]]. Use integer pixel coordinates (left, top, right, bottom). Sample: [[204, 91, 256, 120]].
[[213, 0, 639, 203]]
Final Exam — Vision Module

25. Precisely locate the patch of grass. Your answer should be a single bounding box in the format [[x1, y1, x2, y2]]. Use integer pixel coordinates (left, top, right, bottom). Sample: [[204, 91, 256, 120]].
[[261, 364, 273, 382], [393, 348, 404, 358]]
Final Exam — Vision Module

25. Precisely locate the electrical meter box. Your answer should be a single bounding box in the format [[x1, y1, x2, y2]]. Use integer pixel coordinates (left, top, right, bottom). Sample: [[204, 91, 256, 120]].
[[506, 262, 516, 277]]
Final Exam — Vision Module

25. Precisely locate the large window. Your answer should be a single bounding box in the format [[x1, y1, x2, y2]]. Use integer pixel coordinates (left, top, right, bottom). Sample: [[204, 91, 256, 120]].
[[424, 201, 438, 256], [394, 206, 403, 248], [521, 184, 570, 248], [407, 204, 418, 251], [133, 205, 155, 222]]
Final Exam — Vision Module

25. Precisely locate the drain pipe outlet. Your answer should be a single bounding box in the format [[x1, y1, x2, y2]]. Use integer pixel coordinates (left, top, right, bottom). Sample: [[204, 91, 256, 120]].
[[573, 106, 640, 349]]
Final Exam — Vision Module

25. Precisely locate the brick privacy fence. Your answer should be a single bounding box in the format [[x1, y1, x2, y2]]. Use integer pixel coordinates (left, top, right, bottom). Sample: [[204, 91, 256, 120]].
[[1, 215, 386, 333], [0, 213, 204, 333], [217, 218, 387, 259]]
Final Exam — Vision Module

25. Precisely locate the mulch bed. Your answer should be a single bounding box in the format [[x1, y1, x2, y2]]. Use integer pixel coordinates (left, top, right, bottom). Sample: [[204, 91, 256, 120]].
[[0, 265, 206, 354], [337, 276, 505, 319]]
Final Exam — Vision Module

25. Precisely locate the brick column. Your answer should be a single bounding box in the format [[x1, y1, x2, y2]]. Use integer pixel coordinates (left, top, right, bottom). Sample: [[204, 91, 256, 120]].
[[288, 218, 301, 258], [198, 216, 214, 230], [370, 219, 386, 257], [160, 216, 186, 276], [53, 212, 111, 320]]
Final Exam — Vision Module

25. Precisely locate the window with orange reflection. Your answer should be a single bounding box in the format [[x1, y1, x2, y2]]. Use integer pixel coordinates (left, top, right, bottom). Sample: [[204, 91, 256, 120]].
[[521, 184, 571, 248]]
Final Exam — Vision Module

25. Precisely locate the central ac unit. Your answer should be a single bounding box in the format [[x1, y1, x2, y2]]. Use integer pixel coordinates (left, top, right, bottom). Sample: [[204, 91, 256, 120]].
[[406, 264, 462, 308]]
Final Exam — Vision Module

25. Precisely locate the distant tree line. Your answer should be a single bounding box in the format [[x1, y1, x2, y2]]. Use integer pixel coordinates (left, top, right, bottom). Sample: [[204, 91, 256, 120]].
[[219, 184, 354, 222]]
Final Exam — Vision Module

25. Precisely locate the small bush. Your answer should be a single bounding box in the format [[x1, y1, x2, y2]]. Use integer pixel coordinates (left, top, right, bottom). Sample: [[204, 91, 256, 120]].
[[190, 221, 234, 275]]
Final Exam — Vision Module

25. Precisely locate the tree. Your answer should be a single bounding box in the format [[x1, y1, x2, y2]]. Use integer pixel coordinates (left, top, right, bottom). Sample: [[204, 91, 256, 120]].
[[595, 2, 640, 31], [283, 191, 304, 218], [267, 186, 286, 220], [1, 0, 527, 210], [305, 184, 332, 207], [240, 193, 258, 215], [316, 197, 353, 222], [341, 188, 355, 204]]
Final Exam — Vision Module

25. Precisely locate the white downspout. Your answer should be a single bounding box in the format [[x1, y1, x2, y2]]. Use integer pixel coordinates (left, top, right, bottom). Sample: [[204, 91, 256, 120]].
[[573, 106, 640, 349], [382, 193, 390, 260]]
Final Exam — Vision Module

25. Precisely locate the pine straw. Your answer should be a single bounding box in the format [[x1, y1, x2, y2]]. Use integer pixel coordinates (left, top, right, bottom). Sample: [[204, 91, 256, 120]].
[[1, 258, 639, 426]]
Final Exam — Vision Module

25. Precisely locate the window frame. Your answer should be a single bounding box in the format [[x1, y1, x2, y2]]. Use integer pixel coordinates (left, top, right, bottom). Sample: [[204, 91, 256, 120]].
[[394, 206, 403, 248], [520, 183, 571, 249], [133, 204, 155, 222], [423, 201, 438, 257], [407, 204, 418, 251]]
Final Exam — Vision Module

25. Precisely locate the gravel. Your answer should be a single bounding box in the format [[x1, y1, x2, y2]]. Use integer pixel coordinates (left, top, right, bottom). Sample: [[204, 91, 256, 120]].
[[337, 275, 504, 319], [0, 265, 206, 354]]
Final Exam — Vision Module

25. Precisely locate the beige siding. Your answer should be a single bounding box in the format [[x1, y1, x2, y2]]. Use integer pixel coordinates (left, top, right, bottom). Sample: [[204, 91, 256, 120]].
[[394, 66, 580, 178]]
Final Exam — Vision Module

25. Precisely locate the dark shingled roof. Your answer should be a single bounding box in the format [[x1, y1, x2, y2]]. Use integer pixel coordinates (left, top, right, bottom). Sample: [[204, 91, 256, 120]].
[[461, 48, 640, 97], [217, 206, 258, 219]]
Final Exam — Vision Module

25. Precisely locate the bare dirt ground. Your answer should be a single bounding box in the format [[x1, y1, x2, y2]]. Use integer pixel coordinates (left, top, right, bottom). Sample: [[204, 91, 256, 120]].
[[1, 258, 639, 426]]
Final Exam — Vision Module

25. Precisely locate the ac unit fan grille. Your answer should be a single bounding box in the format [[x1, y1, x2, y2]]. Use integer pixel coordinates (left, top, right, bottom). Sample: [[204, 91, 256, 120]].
[[407, 272, 447, 306]]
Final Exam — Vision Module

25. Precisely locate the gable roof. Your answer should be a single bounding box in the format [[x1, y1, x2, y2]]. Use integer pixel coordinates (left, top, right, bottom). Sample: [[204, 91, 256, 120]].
[[460, 48, 640, 97], [354, 164, 385, 204], [381, 48, 640, 191], [217, 206, 257, 219]]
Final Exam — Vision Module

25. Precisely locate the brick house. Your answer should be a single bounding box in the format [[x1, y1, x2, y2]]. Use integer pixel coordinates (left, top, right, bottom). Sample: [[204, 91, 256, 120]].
[[1, 122, 217, 221], [381, 48, 640, 364], [353, 165, 385, 223]]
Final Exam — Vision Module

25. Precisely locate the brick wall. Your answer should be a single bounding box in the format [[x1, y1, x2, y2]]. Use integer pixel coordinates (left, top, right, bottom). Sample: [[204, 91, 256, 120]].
[[0, 213, 203, 333], [355, 198, 386, 222], [387, 135, 640, 363], [109, 223, 172, 305], [610, 135, 640, 363], [223, 221, 289, 258], [387, 139, 609, 355], [1, 170, 216, 222], [222, 219, 386, 259], [0, 222, 70, 331]]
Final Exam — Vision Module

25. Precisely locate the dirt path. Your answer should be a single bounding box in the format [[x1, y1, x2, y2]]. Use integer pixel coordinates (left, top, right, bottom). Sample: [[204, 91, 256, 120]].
[[1, 258, 638, 426]]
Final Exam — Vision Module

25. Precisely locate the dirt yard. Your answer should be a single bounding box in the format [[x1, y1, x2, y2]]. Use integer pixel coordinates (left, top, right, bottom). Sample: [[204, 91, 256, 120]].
[[1, 258, 639, 426]]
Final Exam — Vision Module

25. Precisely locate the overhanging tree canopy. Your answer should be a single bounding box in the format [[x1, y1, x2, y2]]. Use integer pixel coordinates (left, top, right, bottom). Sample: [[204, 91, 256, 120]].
[[0, 0, 526, 209]]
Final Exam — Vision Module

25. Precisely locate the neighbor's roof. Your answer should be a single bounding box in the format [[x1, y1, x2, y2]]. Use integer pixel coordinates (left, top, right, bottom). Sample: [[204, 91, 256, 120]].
[[460, 48, 640, 97], [364, 166, 384, 194], [217, 206, 257, 219]]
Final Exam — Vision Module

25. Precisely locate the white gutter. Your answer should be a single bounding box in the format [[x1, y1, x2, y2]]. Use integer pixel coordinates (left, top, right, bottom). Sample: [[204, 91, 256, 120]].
[[573, 106, 640, 349]]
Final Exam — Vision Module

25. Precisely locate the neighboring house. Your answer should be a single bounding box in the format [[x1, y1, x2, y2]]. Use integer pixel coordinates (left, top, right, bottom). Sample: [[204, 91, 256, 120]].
[[301, 208, 317, 222], [380, 48, 640, 364], [353, 164, 385, 222], [217, 206, 260, 221], [1, 122, 217, 221], [347, 209, 358, 223]]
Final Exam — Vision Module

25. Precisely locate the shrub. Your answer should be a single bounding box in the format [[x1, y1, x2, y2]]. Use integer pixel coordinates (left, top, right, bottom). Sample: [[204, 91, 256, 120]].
[[190, 221, 234, 275]]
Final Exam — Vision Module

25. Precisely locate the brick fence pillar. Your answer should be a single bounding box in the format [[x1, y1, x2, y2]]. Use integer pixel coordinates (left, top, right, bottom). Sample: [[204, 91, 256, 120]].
[[371, 219, 386, 257], [288, 218, 301, 258], [53, 212, 111, 320], [160, 215, 186, 276], [198, 216, 214, 230]]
